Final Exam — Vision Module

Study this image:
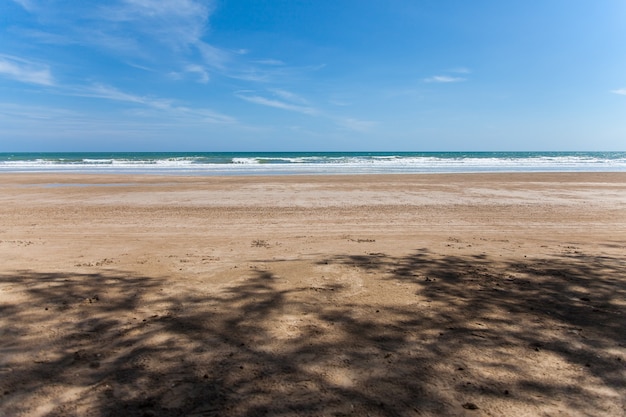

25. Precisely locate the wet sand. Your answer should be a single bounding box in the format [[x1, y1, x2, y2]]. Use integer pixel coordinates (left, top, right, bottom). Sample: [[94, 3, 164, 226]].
[[1, 172, 625, 416]]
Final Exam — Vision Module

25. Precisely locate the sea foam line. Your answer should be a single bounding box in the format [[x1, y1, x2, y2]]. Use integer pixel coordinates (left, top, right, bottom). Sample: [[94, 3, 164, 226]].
[[1, 153, 625, 175]]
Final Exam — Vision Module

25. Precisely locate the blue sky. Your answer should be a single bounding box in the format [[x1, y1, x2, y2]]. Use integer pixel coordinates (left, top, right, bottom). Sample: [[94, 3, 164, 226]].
[[1, 0, 625, 151]]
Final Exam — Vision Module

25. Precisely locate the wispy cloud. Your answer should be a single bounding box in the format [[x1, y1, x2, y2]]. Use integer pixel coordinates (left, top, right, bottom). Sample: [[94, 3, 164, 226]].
[[423, 67, 470, 83], [98, 0, 239, 74], [8, 28, 73, 45], [0, 102, 78, 121], [119, 0, 209, 18], [270, 89, 310, 105], [184, 64, 210, 83], [169, 65, 210, 83], [227, 61, 325, 84], [0, 102, 233, 142], [611, 89, 626, 95], [15, 1, 228, 70], [196, 43, 231, 70], [73, 83, 235, 123], [101, 0, 211, 47], [5, 1, 336, 134], [236, 89, 376, 132], [75, 83, 161, 105], [10, 1, 320, 88], [236, 92, 318, 115], [10, 0, 36, 11], [0, 55, 54, 86], [101, 1, 275, 79], [423, 75, 466, 83], [253, 59, 285, 66]]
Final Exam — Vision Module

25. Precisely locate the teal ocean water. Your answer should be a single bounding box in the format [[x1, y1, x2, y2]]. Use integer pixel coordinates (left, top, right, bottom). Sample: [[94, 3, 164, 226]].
[[1, 152, 625, 175]]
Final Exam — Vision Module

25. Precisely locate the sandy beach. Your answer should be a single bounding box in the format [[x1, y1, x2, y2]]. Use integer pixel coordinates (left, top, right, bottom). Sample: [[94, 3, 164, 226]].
[[0, 172, 625, 417]]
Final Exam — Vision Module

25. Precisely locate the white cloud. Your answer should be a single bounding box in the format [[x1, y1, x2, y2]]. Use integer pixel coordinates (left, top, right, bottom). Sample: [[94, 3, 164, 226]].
[[0, 102, 78, 120], [270, 89, 310, 105], [104, 0, 210, 28], [235, 88, 379, 134], [169, 64, 212, 83], [77, 83, 152, 104], [0, 55, 54, 86], [10, 2, 200, 57], [423, 75, 466, 83], [10, 0, 36, 11], [99, 0, 212, 51], [185, 64, 210, 83], [236, 93, 318, 115], [227, 62, 326, 84], [166, 106, 235, 124], [125, 62, 156, 72], [9, 1, 320, 88], [196, 43, 231, 69], [235, 89, 377, 133], [25, 0, 227, 72], [0, 102, 236, 142], [611, 89, 626, 95], [10, 28, 73, 45], [73, 83, 234, 123], [253, 59, 285, 66], [122, 0, 208, 16]]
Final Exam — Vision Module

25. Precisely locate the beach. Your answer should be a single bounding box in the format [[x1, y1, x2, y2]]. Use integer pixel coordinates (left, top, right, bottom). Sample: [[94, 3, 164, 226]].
[[1, 172, 625, 416]]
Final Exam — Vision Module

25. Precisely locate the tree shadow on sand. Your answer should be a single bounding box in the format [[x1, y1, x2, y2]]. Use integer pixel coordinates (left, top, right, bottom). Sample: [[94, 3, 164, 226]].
[[320, 248, 626, 412], [0, 248, 625, 416]]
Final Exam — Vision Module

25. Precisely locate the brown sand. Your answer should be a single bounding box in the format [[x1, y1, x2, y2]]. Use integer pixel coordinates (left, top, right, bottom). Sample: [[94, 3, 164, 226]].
[[0, 172, 625, 417]]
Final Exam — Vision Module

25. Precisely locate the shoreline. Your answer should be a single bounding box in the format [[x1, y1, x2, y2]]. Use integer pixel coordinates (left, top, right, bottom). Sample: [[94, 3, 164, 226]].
[[3, 169, 626, 181], [1, 172, 625, 416], [2, 169, 626, 177], [2, 151, 626, 176]]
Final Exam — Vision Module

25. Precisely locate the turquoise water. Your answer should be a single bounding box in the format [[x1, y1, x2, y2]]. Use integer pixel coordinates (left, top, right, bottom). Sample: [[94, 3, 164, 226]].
[[1, 151, 625, 175]]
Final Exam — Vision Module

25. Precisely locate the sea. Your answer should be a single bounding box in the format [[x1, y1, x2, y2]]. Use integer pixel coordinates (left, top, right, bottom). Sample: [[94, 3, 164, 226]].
[[1, 151, 625, 176]]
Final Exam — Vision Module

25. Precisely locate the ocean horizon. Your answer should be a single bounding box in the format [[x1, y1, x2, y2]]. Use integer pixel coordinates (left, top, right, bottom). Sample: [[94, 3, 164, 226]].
[[1, 151, 625, 175]]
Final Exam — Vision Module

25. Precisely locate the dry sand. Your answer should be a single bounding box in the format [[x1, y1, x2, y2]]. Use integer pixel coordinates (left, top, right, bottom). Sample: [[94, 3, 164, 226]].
[[0, 172, 625, 417]]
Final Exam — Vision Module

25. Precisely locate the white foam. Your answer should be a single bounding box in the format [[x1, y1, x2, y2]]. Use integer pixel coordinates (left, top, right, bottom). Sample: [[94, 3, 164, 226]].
[[231, 158, 260, 164], [1, 154, 625, 175]]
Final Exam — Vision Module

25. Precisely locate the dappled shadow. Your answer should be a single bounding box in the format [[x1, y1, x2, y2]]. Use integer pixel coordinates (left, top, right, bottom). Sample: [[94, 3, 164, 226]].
[[1, 247, 625, 416], [0, 268, 442, 416], [321, 248, 626, 412]]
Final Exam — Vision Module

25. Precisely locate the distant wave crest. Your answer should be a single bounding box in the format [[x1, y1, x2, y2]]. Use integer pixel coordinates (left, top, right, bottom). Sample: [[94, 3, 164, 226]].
[[1, 152, 625, 175]]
